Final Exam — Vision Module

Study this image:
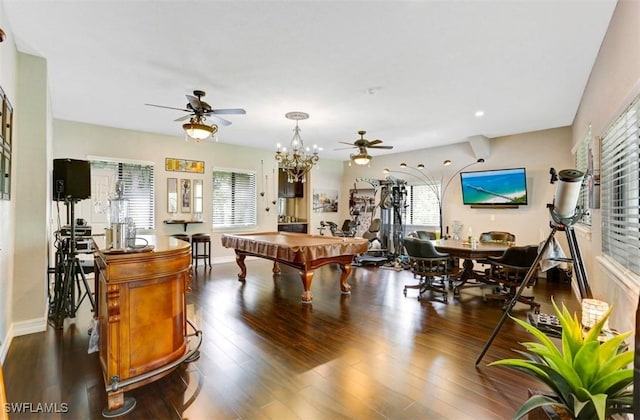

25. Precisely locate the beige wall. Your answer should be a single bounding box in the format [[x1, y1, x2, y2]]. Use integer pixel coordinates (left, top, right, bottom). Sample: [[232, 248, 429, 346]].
[[0, 1, 18, 360], [13, 53, 50, 329], [53, 119, 346, 263], [341, 127, 573, 247], [0, 16, 52, 359], [571, 0, 640, 333]]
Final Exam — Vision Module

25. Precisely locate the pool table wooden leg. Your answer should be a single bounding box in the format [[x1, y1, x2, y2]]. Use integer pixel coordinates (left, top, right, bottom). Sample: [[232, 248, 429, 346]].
[[235, 252, 247, 281], [299, 270, 314, 303], [272, 261, 281, 274], [338, 263, 352, 294]]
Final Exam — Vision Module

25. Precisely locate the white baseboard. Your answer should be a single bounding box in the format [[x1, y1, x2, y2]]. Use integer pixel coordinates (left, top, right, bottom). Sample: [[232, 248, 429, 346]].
[[0, 330, 10, 364], [0, 317, 47, 364]]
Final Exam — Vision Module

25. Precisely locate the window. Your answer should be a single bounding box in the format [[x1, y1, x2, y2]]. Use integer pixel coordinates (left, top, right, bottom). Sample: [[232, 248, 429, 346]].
[[90, 160, 155, 230], [212, 169, 256, 228], [600, 94, 640, 276], [407, 183, 441, 227]]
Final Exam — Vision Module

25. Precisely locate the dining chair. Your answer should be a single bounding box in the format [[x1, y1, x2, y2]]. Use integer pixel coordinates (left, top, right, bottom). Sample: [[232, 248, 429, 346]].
[[477, 231, 517, 267], [483, 245, 541, 312], [407, 230, 436, 240], [403, 237, 452, 302], [479, 231, 516, 244]]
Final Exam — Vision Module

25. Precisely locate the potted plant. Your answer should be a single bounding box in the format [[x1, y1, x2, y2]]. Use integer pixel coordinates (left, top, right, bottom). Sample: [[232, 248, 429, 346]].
[[489, 299, 634, 419]]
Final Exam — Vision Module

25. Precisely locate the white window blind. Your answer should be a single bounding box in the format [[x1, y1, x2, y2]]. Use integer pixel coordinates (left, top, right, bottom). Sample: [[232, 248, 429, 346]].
[[407, 183, 441, 226], [212, 169, 257, 228], [90, 160, 155, 230], [575, 125, 592, 226], [600, 94, 640, 276]]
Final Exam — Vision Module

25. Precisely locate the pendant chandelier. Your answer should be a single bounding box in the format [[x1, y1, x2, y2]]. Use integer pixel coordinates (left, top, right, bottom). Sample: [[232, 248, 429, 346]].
[[275, 112, 319, 183]]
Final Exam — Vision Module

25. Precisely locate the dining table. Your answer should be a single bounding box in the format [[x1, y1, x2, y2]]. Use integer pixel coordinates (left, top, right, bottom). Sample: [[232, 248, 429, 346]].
[[434, 239, 511, 297]]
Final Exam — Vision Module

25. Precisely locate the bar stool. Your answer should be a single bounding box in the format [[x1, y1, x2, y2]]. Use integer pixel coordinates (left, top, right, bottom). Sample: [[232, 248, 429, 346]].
[[190, 233, 212, 269]]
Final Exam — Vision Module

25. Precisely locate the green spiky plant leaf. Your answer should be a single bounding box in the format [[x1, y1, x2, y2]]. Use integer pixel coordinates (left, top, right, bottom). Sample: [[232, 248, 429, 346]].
[[489, 299, 634, 419]]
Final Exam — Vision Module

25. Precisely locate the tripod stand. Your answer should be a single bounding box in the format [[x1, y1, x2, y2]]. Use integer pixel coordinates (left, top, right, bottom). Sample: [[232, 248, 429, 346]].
[[48, 200, 95, 329], [475, 206, 591, 365]]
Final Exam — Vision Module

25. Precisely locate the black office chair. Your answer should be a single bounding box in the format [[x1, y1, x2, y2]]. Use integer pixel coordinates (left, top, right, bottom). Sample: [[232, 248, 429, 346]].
[[403, 237, 452, 302], [484, 245, 540, 312]]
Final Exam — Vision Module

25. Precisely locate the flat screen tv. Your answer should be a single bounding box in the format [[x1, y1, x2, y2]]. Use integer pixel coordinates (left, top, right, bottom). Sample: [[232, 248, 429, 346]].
[[460, 167, 528, 206]]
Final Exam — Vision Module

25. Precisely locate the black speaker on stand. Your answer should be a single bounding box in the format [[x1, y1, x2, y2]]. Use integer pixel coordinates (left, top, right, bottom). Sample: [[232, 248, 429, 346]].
[[53, 158, 91, 202], [49, 158, 94, 329]]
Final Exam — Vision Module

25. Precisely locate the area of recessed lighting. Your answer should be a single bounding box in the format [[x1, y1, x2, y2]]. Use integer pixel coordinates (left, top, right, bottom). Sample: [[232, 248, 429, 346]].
[[475, 110, 485, 117]]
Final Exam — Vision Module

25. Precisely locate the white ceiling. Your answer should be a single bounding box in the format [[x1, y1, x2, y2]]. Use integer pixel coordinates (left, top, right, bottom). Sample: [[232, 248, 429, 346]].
[[3, 0, 616, 161]]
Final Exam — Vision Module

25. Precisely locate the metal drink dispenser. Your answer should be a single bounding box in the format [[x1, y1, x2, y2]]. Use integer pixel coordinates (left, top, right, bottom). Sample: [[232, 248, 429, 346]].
[[107, 181, 129, 249]]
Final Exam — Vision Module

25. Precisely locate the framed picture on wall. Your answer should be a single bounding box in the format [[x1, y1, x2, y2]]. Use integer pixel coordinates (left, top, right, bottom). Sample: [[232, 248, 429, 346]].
[[313, 189, 338, 213], [180, 179, 191, 213]]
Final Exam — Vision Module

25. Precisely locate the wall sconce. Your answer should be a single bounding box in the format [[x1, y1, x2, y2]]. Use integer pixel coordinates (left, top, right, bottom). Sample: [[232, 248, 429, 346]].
[[581, 298, 609, 330]]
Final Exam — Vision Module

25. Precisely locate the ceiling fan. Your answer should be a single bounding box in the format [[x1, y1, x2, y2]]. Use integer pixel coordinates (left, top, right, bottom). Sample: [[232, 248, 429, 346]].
[[145, 90, 245, 140], [336, 130, 393, 165]]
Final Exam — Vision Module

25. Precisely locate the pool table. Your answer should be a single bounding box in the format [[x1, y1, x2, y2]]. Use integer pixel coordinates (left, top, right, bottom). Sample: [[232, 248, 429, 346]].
[[221, 232, 369, 303]]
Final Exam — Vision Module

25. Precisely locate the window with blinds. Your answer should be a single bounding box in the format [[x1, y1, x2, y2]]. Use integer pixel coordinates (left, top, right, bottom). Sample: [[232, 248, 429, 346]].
[[212, 169, 257, 228], [575, 125, 592, 226], [600, 94, 640, 276], [90, 160, 155, 229], [407, 183, 441, 226]]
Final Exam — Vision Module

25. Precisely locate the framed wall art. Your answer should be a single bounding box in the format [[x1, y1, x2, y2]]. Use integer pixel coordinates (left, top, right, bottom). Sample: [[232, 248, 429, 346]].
[[180, 179, 191, 213], [165, 158, 205, 174], [313, 189, 338, 213]]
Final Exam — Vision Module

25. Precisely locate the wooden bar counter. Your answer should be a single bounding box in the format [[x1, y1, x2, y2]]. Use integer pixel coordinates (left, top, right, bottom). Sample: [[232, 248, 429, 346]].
[[94, 235, 192, 416]]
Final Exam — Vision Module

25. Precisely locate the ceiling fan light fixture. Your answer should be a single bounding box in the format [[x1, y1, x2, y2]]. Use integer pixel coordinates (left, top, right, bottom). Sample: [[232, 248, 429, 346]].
[[351, 151, 371, 166], [183, 117, 217, 140]]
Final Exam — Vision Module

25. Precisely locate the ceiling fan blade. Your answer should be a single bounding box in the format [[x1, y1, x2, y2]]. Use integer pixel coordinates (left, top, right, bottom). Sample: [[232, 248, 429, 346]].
[[366, 139, 383, 146], [333, 146, 357, 151], [338, 141, 356, 146], [368, 145, 394, 149], [174, 114, 193, 122], [145, 103, 190, 112], [208, 115, 232, 126], [211, 108, 246, 115], [186, 95, 205, 112]]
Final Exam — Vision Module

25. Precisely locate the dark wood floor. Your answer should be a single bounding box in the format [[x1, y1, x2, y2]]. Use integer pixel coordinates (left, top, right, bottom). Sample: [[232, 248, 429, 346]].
[[4, 259, 578, 419]]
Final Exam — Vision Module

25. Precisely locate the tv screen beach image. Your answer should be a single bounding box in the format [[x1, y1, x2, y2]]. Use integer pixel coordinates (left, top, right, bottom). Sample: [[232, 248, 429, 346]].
[[460, 168, 527, 205]]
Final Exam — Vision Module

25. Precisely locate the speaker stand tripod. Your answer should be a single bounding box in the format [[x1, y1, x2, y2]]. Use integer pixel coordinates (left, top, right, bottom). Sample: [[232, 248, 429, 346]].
[[475, 208, 592, 365], [48, 200, 95, 329]]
